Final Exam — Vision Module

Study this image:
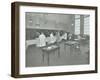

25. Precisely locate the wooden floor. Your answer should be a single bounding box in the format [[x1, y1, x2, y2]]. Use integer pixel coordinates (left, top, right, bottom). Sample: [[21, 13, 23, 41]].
[[26, 41, 89, 67]]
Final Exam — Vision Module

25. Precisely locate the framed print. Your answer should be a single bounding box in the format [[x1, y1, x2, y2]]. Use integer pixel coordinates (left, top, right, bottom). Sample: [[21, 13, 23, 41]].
[[11, 2, 98, 78]]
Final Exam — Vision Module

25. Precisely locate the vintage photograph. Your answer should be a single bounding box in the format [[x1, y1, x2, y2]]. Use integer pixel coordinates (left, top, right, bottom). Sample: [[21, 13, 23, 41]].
[[11, 2, 97, 77], [25, 12, 90, 67]]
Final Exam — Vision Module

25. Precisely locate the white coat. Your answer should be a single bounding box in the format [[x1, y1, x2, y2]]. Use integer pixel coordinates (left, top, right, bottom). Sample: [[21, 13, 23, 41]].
[[36, 33, 46, 47]]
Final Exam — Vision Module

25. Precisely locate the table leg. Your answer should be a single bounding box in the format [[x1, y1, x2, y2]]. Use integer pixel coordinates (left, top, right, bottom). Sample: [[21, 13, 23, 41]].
[[42, 51, 44, 62], [64, 44, 66, 52], [78, 44, 81, 55], [48, 52, 50, 66], [70, 45, 73, 55], [58, 48, 60, 57]]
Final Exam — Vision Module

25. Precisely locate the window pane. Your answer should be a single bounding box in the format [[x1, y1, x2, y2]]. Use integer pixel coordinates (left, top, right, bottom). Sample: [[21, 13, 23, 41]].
[[84, 16, 90, 35], [75, 15, 80, 34]]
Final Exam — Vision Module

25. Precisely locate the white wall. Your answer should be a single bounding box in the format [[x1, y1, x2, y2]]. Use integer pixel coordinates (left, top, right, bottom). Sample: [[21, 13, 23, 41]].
[[0, 0, 100, 80]]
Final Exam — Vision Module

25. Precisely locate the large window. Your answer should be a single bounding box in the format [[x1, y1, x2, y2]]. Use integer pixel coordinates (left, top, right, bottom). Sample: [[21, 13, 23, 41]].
[[75, 15, 90, 35], [75, 15, 80, 35], [84, 15, 90, 35]]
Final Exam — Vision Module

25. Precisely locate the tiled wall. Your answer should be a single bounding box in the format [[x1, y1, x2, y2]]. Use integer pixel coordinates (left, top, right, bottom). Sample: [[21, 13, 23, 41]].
[[25, 12, 75, 40]]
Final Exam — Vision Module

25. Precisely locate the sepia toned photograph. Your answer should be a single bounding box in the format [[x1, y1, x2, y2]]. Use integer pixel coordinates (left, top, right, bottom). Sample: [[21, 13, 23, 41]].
[[25, 13, 90, 67]]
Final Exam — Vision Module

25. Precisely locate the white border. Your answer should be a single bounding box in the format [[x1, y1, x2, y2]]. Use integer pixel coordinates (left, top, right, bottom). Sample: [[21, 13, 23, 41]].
[[19, 6, 95, 74]]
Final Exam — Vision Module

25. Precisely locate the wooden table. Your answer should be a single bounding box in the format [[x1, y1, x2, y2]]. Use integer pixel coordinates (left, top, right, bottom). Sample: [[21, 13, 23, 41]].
[[41, 45, 60, 66], [64, 41, 80, 55]]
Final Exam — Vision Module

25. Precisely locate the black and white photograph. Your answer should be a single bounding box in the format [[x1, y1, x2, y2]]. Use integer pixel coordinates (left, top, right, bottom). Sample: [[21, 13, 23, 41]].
[[11, 2, 97, 78], [25, 13, 90, 67]]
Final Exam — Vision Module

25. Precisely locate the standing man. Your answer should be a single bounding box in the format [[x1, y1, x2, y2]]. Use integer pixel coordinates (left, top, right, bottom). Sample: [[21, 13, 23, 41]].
[[36, 32, 46, 47]]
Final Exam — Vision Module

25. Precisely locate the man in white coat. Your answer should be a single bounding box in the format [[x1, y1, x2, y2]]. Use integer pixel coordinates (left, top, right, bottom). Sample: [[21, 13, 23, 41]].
[[61, 32, 68, 40], [49, 33, 56, 44], [36, 32, 46, 47]]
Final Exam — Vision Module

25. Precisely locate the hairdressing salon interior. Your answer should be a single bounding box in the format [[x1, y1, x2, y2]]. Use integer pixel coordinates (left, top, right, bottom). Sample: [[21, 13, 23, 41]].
[[25, 12, 90, 67]]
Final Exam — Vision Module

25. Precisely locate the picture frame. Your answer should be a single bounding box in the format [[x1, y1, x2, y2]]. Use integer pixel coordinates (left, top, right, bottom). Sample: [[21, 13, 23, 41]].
[[11, 2, 98, 78]]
